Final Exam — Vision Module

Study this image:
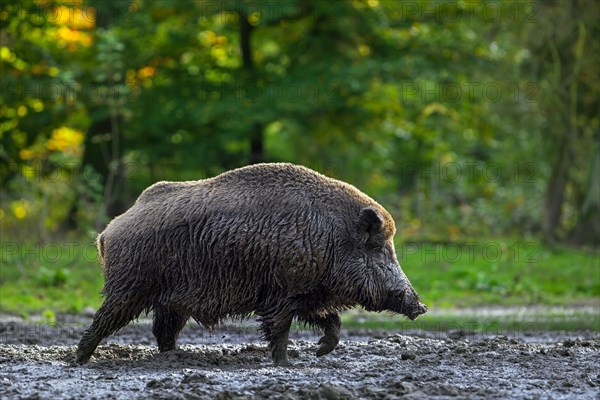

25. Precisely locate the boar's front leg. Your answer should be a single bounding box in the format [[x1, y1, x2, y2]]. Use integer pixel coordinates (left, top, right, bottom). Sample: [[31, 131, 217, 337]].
[[299, 313, 341, 357], [258, 310, 294, 366]]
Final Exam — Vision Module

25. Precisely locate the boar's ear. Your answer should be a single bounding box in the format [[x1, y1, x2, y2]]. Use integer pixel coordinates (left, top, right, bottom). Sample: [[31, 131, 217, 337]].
[[358, 207, 383, 236]]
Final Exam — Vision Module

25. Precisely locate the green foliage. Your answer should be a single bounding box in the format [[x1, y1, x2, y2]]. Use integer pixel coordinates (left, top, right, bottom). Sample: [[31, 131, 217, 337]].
[[2, 0, 598, 242], [0, 239, 104, 315], [1, 1, 598, 319], [37, 266, 69, 288], [42, 309, 57, 326]]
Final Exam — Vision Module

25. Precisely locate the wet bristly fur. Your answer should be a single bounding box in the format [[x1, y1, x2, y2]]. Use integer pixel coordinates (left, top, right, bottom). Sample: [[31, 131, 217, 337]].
[[76, 163, 425, 365]]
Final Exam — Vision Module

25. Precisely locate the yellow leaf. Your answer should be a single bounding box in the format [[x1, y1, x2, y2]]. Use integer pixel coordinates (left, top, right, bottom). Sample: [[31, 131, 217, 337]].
[[47, 127, 84, 155], [138, 66, 156, 79], [12, 201, 28, 219], [19, 149, 36, 160], [0, 47, 12, 61], [422, 103, 448, 117]]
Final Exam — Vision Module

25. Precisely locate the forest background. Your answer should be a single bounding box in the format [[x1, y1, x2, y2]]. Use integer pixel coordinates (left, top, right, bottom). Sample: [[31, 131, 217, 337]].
[[1, 0, 598, 329]]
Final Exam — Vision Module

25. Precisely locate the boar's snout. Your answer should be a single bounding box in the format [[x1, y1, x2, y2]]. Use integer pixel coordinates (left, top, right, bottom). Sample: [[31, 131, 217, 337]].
[[407, 301, 428, 320], [386, 287, 428, 320]]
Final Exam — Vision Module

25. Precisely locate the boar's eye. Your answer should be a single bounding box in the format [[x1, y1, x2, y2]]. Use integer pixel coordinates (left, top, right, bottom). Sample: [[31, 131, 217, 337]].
[[365, 241, 381, 251]]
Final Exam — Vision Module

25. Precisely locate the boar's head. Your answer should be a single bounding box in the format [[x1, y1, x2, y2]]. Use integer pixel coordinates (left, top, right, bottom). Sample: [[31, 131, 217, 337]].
[[335, 207, 427, 320]]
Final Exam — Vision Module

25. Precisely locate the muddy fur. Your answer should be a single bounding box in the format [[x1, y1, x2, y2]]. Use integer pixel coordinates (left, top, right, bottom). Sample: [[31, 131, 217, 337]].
[[76, 163, 426, 365]]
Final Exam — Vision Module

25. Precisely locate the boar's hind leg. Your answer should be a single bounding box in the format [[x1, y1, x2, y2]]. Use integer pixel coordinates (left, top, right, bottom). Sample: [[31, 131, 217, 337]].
[[76, 295, 144, 364], [152, 307, 188, 352], [299, 313, 341, 357], [258, 311, 294, 366]]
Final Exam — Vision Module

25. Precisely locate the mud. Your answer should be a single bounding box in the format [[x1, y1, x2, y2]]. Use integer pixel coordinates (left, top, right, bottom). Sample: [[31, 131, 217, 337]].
[[0, 316, 598, 399]]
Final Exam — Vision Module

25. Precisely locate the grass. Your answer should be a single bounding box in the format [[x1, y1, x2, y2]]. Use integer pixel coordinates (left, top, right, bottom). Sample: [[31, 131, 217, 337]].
[[1, 237, 105, 316], [1, 237, 598, 330], [340, 308, 600, 332], [398, 238, 600, 308]]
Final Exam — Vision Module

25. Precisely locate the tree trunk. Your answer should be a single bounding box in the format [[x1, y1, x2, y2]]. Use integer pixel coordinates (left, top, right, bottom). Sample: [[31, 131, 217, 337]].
[[568, 142, 600, 245], [63, 108, 126, 231], [249, 122, 264, 164], [543, 136, 571, 241]]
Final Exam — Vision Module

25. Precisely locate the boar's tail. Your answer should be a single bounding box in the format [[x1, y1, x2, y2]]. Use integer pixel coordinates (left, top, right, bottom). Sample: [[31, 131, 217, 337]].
[[96, 232, 107, 270]]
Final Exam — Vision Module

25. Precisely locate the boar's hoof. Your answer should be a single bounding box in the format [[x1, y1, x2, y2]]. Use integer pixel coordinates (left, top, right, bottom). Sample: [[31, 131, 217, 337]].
[[273, 349, 292, 367], [158, 344, 178, 353], [316, 335, 339, 357], [75, 351, 91, 365], [273, 356, 292, 367]]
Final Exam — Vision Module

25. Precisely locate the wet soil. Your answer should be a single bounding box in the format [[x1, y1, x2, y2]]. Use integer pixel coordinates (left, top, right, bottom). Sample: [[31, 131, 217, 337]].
[[0, 316, 598, 399]]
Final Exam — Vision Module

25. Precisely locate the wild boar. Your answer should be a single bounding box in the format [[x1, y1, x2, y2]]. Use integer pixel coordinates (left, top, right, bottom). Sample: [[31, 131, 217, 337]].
[[76, 163, 427, 365]]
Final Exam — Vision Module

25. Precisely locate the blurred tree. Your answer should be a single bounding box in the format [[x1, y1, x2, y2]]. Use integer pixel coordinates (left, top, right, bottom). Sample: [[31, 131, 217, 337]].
[[520, 0, 599, 244], [1, 0, 597, 246], [73, 2, 129, 229]]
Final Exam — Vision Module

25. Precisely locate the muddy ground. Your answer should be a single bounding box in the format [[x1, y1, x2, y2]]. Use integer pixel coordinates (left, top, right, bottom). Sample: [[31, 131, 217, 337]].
[[0, 315, 598, 399]]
